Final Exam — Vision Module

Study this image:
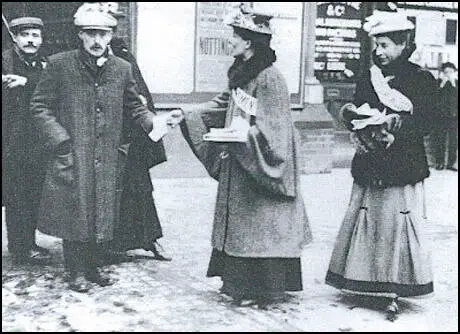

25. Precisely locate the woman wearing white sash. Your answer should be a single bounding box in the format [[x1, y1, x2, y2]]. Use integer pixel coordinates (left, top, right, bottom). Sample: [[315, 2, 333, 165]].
[[169, 6, 312, 308], [325, 7, 438, 321]]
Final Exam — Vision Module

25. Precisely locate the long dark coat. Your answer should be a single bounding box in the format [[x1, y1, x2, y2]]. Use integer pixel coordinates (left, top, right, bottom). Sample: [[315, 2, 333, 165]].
[[30, 49, 155, 243], [109, 38, 167, 250], [438, 78, 458, 122], [181, 66, 312, 258], [2, 48, 47, 205]]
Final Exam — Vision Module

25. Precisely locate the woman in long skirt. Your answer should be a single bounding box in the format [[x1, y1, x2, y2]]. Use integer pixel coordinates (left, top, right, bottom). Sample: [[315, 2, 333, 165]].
[[107, 36, 170, 262], [170, 6, 312, 308], [325, 7, 437, 321]]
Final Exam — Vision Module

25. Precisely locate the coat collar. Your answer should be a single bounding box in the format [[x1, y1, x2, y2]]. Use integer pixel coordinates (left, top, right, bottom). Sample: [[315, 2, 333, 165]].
[[3, 47, 46, 71], [78, 47, 112, 75], [13, 46, 47, 69]]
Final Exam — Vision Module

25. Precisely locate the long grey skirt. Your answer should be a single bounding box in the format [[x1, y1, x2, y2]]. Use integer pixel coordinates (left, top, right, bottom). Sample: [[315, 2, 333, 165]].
[[325, 181, 433, 298]]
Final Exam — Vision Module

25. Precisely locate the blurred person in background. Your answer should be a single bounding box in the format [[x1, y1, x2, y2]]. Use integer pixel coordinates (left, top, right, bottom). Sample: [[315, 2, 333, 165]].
[[433, 62, 458, 171]]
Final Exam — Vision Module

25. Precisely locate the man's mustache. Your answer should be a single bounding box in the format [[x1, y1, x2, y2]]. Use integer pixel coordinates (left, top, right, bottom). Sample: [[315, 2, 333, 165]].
[[23, 43, 37, 48], [90, 44, 103, 51]]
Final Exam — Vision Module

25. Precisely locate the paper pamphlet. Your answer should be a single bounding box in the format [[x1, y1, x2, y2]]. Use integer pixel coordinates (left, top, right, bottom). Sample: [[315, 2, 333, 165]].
[[203, 116, 249, 142], [148, 112, 170, 142]]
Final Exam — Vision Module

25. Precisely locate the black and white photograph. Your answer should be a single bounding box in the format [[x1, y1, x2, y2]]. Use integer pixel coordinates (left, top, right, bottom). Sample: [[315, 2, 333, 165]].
[[2, 2, 458, 332]]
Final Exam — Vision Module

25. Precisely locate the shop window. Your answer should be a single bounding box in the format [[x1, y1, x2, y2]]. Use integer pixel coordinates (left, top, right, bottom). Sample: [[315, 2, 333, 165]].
[[446, 19, 457, 45], [315, 2, 363, 84]]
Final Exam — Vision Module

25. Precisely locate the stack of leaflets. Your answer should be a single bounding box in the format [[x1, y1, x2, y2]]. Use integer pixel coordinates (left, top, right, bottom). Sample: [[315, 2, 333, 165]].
[[203, 128, 248, 142], [203, 88, 256, 143]]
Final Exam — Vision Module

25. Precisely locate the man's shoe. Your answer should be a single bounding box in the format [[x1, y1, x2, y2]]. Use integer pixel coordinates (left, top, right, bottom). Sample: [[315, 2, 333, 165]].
[[11, 249, 51, 265], [85, 270, 115, 287], [447, 166, 458, 171], [68, 274, 92, 293]]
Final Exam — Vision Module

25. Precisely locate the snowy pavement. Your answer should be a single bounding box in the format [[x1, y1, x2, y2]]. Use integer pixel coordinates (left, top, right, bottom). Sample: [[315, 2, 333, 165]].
[[2, 168, 458, 332]]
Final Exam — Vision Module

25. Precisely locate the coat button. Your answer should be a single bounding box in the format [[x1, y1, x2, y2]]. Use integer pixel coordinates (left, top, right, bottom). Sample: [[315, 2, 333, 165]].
[[96, 108, 101, 112], [219, 151, 229, 159], [94, 83, 99, 87]]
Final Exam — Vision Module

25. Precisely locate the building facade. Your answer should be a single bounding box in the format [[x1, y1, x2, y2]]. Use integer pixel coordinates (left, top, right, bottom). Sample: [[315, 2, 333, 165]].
[[2, 2, 458, 173]]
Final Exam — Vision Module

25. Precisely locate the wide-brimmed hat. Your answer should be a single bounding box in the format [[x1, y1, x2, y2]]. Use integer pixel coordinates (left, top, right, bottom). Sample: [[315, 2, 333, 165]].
[[73, 3, 117, 31], [9, 17, 43, 31], [363, 10, 414, 36], [224, 6, 275, 35]]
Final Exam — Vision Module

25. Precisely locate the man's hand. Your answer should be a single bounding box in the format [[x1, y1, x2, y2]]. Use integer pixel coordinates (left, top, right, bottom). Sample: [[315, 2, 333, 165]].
[[2, 74, 28, 89], [166, 109, 184, 128]]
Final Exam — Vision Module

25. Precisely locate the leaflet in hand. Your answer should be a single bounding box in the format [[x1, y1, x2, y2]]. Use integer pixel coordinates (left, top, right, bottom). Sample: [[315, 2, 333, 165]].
[[148, 112, 170, 142]]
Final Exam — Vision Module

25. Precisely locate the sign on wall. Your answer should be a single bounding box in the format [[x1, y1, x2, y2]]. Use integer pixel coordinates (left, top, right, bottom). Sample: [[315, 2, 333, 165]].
[[252, 2, 303, 95], [195, 2, 303, 94], [195, 2, 249, 92], [397, 2, 458, 10], [315, 2, 363, 82], [137, 2, 303, 98]]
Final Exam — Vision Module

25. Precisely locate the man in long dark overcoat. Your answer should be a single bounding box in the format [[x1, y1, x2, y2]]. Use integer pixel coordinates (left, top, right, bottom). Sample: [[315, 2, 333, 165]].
[[2, 16, 51, 264], [434, 62, 458, 171], [30, 4, 168, 292]]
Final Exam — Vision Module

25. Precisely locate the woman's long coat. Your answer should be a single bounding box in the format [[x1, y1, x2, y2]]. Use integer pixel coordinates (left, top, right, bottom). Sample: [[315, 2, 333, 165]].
[[30, 49, 155, 243], [108, 38, 167, 250], [181, 66, 312, 258]]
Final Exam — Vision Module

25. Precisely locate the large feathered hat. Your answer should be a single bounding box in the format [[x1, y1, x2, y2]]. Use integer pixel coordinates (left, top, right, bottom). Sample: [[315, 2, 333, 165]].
[[224, 4, 275, 35]]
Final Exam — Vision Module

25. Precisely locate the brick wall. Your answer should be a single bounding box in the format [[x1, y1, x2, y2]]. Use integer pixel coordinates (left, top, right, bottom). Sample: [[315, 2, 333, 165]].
[[116, 2, 131, 44], [293, 105, 335, 174], [296, 128, 335, 174]]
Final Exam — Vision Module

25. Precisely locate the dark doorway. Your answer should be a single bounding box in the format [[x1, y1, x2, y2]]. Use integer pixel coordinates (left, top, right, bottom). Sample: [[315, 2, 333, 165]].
[[3, 2, 132, 55]]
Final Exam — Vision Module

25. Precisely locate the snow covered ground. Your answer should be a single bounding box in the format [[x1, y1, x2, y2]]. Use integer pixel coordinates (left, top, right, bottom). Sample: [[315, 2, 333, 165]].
[[2, 168, 457, 332]]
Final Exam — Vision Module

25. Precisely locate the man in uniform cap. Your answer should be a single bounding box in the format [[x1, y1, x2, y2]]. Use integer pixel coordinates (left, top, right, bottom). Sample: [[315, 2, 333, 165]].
[[2, 16, 51, 265], [30, 4, 174, 292]]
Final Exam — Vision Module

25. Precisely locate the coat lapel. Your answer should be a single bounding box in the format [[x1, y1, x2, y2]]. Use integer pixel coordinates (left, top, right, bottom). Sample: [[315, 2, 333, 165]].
[[76, 50, 118, 86], [76, 50, 98, 84], [98, 55, 117, 86]]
